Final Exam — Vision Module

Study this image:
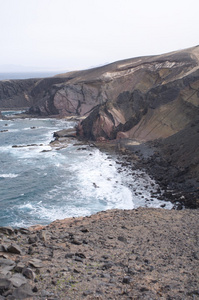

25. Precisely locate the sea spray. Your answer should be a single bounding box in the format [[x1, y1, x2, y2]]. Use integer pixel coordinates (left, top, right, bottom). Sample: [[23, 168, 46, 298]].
[[0, 114, 173, 227]]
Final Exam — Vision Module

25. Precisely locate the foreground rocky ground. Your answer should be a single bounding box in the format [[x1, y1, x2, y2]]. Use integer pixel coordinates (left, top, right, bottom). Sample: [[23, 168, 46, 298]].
[[0, 208, 199, 299]]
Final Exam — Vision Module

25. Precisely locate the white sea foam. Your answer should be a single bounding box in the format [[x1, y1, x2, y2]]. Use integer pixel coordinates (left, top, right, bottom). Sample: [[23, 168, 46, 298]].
[[0, 117, 173, 228], [37, 204, 90, 222], [69, 148, 135, 210], [0, 173, 18, 178], [5, 129, 19, 132], [13, 201, 90, 227], [9, 145, 53, 158], [19, 203, 34, 210], [0, 145, 12, 152]]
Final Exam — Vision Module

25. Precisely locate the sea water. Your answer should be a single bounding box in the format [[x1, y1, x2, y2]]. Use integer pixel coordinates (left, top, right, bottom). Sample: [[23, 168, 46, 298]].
[[0, 111, 172, 228], [0, 71, 63, 80]]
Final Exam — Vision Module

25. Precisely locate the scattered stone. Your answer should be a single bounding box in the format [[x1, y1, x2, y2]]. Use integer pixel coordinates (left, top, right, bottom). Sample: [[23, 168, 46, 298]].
[[9, 273, 27, 288], [7, 244, 22, 255], [80, 227, 89, 233], [0, 259, 15, 267], [0, 227, 14, 235], [27, 246, 34, 255], [73, 268, 81, 273], [83, 290, 93, 296], [18, 228, 30, 234], [118, 236, 127, 243], [38, 230, 47, 242], [100, 273, 110, 279], [29, 258, 43, 268], [71, 239, 82, 245], [14, 262, 25, 273], [122, 276, 131, 284], [28, 235, 38, 244], [32, 286, 38, 293], [74, 256, 83, 263], [12, 283, 34, 299], [75, 252, 86, 259], [22, 268, 35, 280], [101, 262, 114, 270], [65, 253, 74, 259], [0, 259, 16, 272], [0, 278, 12, 293]]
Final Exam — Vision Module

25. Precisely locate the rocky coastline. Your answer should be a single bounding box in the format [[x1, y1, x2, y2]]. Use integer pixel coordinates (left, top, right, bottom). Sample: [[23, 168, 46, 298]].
[[0, 47, 199, 299], [52, 127, 199, 209]]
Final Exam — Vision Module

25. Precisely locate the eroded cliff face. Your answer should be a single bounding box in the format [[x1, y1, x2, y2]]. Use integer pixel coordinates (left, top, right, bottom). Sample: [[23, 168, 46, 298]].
[[77, 47, 199, 142], [73, 46, 199, 187], [0, 79, 38, 109], [1, 47, 198, 144]]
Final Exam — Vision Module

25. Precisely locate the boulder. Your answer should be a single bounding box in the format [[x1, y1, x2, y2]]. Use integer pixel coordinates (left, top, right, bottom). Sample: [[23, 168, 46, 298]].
[[7, 244, 22, 255], [53, 128, 77, 138], [12, 283, 34, 299], [9, 273, 27, 288], [0, 227, 14, 235], [29, 258, 43, 268]]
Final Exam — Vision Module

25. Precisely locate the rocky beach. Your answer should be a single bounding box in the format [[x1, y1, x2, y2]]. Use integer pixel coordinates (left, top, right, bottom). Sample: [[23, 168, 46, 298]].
[[0, 46, 199, 299]]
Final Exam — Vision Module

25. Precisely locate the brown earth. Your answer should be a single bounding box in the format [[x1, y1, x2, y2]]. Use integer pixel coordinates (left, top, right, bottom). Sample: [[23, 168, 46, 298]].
[[0, 207, 199, 299]]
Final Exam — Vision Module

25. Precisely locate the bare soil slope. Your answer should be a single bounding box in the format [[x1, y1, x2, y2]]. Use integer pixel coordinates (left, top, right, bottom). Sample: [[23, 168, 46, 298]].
[[0, 208, 198, 299]]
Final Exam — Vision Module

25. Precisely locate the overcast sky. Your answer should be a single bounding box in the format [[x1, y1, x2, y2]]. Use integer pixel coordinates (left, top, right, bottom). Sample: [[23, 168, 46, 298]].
[[0, 0, 198, 72]]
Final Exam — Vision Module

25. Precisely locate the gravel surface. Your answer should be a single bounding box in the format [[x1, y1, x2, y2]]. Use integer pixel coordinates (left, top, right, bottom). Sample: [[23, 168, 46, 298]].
[[0, 207, 199, 299]]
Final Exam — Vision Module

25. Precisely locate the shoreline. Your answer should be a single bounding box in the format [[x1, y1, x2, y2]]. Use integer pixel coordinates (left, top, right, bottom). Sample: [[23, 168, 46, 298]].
[[79, 138, 199, 209], [1, 112, 198, 210]]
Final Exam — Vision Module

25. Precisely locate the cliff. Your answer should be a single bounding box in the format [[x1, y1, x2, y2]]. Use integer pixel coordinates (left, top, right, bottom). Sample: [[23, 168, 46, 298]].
[[76, 47, 199, 142], [0, 47, 198, 203], [24, 47, 199, 130], [22, 47, 199, 147], [1, 47, 199, 131], [0, 79, 37, 109]]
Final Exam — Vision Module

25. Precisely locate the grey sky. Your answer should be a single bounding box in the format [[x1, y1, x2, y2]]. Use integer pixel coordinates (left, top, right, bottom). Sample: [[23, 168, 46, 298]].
[[0, 0, 198, 72]]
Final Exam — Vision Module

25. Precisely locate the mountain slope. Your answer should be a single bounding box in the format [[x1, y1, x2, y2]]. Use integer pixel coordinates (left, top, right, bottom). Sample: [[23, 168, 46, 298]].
[[77, 46, 199, 141]]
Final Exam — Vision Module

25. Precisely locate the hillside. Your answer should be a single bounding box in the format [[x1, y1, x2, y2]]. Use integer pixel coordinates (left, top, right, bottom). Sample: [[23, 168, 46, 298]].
[[0, 46, 198, 206], [0, 208, 198, 299]]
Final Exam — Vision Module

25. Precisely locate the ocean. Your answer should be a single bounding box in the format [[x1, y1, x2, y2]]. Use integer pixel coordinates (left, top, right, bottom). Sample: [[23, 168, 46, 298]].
[[0, 71, 63, 80], [0, 111, 173, 228]]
